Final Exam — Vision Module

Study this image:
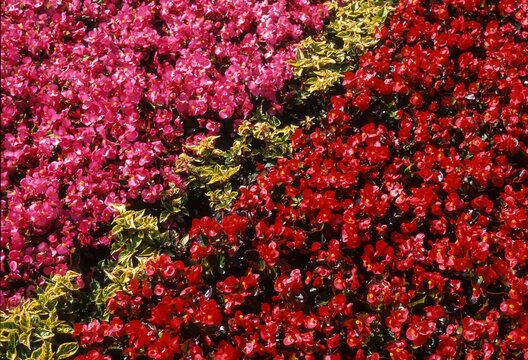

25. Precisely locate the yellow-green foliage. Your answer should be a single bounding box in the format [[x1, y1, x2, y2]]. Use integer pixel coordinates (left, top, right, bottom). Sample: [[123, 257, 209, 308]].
[[205, 183, 240, 212], [233, 118, 297, 161], [110, 204, 164, 246], [109, 204, 164, 260], [291, 0, 393, 95], [86, 205, 162, 317], [89, 253, 155, 318], [0, 206, 163, 360], [0, 272, 80, 360], [175, 114, 297, 211]]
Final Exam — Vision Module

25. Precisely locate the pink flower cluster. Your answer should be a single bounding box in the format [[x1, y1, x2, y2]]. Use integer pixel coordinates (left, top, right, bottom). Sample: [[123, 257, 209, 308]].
[[0, 0, 327, 308]]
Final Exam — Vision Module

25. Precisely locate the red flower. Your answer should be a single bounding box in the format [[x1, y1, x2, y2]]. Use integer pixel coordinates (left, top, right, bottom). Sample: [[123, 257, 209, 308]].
[[257, 241, 279, 266], [214, 341, 241, 360], [406, 316, 436, 347], [410, 93, 423, 107], [196, 299, 222, 327], [326, 334, 341, 349], [222, 214, 247, 240], [147, 342, 173, 360], [186, 265, 202, 285], [431, 4, 449, 20], [365, 146, 390, 163], [386, 308, 408, 337], [461, 317, 487, 342], [191, 217, 223, 238], [386, 342, 410, 360], [500, 299, 523, 318], [190, 242, 213, 261], [342, 224, 362, 249], [443, 172, 462, 193], [352, 92, 371, 112]]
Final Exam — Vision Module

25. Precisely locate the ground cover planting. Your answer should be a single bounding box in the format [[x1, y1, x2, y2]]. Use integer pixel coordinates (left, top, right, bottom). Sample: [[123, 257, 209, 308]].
[[1, 0, 528, 359], [0, 0, 327, 308]]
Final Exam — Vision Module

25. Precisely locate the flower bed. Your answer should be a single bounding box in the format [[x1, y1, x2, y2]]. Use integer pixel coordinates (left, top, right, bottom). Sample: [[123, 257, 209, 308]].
[[0, 0, 327, 308], [72, 0, 528, 358]]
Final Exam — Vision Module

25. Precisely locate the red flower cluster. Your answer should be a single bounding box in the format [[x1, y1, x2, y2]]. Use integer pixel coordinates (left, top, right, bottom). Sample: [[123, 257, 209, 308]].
[[0, 0, 327, 308], [74, 254, 250, 359]]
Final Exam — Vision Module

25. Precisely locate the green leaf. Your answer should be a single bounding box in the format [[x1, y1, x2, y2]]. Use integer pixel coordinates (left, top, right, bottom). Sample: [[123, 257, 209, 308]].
[[206, 165, 240, 185], [0, 320, 18, 333], [8, 331, 18, 349], [178, 234, 190, 250], [218, 254, 226, 269], [7, 350, 17, 360], [159, 211, 171, 223], [31, 347, 43, 359], [56, 342, 79, 360], [109, 203, 126, 214], [111, 224, 124, 236], [19, 331, 32, 348], [305, 77, 319, 85], [138, 247, 157, 257], [103, 269, 118, 283], [55, 323, 73, 334], [411, 295, 427, 307], [295, 49, 304, 61], [37, 342, 53, 360], [130, 236, 141, 250], [124, 214, 136, 229], [117, 250, 132, 263], [20, 308, 33, 331]]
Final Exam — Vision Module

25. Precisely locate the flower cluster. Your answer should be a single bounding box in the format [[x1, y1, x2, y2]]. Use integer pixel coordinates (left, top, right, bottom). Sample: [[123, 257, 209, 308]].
[[74, 254, 254, 359], [0, 0, 327, 308], [74, 0, 528, 358]]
